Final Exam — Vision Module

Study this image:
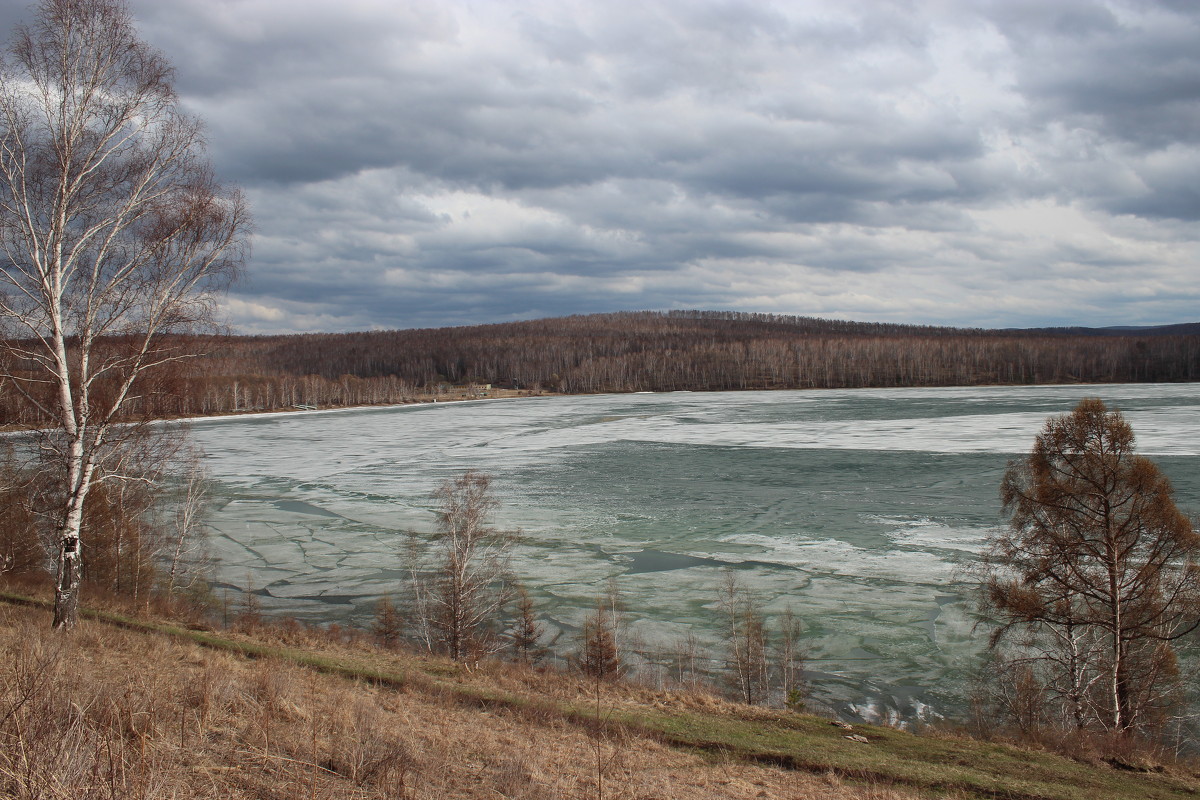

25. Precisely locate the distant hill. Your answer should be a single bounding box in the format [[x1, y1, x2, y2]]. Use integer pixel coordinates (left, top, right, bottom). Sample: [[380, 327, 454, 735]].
[[1020, 322, 1200, 337], [3, 311, 1199, 423], [205, 309, 1200, 388]]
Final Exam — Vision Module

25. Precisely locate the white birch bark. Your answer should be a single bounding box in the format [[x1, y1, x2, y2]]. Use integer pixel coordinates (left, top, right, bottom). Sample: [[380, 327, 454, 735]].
[[0, 0, 248, 629]]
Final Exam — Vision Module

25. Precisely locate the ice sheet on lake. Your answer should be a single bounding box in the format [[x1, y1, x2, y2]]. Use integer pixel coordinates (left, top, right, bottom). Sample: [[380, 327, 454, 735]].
[[190, 383, 1200, 724], [719, 532, 960, 583], [871, 516, 992, 555]]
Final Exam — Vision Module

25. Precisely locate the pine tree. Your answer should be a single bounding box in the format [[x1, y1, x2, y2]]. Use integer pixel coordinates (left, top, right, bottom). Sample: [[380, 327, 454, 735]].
[[576, 585, 625, 679], [372, 594, 404, 649], [508, 583, 547, 663]]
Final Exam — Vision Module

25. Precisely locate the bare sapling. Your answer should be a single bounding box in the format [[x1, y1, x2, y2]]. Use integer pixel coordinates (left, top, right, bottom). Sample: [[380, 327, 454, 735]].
[[775, 605, 807, 710], [717, 571, 768, 705], [165, 449, 212, 601]]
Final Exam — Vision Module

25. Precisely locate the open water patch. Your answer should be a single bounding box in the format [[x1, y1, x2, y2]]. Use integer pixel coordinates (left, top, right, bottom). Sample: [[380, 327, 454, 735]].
[[622, 549, 725, 574]]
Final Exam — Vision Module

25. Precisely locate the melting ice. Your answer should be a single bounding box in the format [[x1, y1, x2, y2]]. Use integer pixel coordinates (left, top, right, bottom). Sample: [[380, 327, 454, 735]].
[[190, 383, 1200, 724]]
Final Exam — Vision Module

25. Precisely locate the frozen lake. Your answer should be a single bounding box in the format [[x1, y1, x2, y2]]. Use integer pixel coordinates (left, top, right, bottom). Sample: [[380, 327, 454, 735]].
[[190, 383, 1200, 724]]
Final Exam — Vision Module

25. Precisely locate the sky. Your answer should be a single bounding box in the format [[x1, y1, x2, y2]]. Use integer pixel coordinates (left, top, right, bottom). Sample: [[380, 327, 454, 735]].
[[13, 0, 1200, 334]]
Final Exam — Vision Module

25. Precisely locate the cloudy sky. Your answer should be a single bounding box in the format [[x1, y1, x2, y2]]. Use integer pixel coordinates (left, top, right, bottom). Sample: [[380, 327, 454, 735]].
[[31, 0, 1200, 333]]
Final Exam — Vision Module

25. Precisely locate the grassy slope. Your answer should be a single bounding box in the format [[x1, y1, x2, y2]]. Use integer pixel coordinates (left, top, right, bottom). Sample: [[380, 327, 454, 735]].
[[4, 591, 1199, 800]]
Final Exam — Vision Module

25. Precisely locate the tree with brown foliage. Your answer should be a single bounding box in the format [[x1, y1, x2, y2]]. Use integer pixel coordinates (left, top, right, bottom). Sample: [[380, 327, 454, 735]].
[[507, 582, 547, 664], [0, 0, 248, 629], [372, 594, 404, 649], [576, 602, 623, 680], [1, 426, 208, 608], [980, 398, 1200, 736]]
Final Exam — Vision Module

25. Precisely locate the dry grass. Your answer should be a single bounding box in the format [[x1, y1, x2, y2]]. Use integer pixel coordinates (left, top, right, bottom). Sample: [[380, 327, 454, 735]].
[[0, 605, 924, 800]]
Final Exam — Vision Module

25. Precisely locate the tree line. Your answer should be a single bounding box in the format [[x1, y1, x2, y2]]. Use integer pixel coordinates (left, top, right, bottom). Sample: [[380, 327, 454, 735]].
[[5, 311, 1197, 424], [194, 311, 1200, 396]]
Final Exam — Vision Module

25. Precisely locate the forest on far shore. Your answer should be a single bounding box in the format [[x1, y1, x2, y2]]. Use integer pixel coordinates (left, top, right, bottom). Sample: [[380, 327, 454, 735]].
[[4, 310, 1200, 424]]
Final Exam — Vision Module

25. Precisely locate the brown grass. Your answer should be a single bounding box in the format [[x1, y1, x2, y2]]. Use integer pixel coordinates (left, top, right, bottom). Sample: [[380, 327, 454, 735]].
[[0, 605, 924, 800]]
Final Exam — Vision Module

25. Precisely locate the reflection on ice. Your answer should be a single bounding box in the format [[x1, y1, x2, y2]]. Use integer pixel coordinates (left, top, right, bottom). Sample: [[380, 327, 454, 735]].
[[191, 383, 1200, 726]]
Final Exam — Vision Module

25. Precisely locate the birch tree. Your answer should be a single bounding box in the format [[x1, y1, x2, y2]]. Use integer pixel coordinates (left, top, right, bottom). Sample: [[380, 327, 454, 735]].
[[981, 398, 1200, 735], [165, 449, 210, 598], [417, 471, 513, 661], [774, 606, 807, 710], [717, 572, 769, 705], [0, 0, 248, 628]]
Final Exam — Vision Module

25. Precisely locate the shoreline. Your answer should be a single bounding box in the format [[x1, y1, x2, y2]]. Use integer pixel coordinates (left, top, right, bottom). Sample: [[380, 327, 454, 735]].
[[167, 387, 551, 426], [4, 379, 1199, 433], [0, 387, 557, 433], [164, 378, 1200, 427]]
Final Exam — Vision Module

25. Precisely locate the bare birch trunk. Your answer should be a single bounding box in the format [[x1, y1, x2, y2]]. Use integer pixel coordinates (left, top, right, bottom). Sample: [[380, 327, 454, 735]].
[[52, 517, 83, 629], [52, 439, 93, 629]]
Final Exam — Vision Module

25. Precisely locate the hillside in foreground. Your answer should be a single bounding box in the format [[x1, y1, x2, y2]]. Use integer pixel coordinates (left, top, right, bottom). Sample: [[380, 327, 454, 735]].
[[4, 591, 1199, 800]]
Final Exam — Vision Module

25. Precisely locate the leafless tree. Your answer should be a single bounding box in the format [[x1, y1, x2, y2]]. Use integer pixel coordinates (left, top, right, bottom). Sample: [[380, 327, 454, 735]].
[[165, 447, 210, 598], [666, 631, 707, 690], [402, 529, 436, 652], [0, 0, 248, 628], [980, 398, 1200, 736], [774, 605, 807, 710], [411, 471, 513, 661], [969, 651, 1052, 740], [717, 571, 769, 705]]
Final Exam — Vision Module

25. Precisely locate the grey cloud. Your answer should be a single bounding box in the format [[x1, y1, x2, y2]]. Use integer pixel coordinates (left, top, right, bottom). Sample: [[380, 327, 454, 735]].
[[59, 0, 1195, 332], [989, 0, 1200, 147], [1112, 182, 1200, 221]]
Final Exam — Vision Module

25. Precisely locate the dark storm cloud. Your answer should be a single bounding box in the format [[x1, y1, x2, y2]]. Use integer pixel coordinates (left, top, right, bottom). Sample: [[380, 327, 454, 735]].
[[986, 0, 1200, 219], [990, 0, 1200, 145], [73, 0, 1200, 332]]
